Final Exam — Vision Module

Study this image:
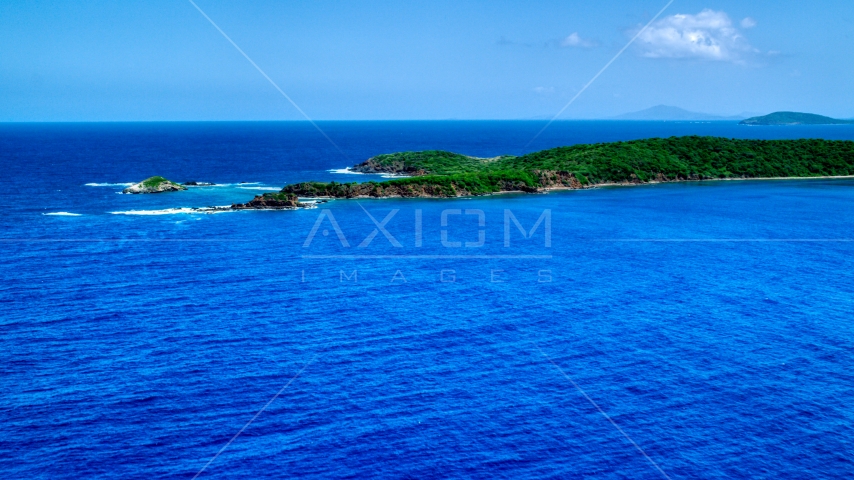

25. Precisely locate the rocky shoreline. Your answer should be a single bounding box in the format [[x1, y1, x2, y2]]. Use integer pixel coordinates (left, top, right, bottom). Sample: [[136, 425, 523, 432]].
[[230, 192, 314, 210], [281, 170, 592, 198]]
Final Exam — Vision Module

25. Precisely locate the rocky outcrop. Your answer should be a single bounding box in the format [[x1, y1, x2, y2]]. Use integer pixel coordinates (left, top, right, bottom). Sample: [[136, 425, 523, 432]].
[[183, 181, 216, 186], [350, 158, 429, 176], [532, 170, 587, 189], [123, 177, 187, 194], [231, 193, 306, 210]]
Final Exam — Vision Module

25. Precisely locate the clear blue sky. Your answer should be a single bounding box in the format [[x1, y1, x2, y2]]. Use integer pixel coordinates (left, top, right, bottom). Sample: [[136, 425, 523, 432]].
[[2, 0, 853, 121]]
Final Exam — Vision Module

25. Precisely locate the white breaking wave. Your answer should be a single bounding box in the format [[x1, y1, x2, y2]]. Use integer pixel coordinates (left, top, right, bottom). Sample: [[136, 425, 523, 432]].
[[43, 212, 82, 216], [110, 207, 233, 216], [203, 182, 262, 187], [237, 186, 280, 191], [328, 168, 406, 179], [89, 182, 263, 188]]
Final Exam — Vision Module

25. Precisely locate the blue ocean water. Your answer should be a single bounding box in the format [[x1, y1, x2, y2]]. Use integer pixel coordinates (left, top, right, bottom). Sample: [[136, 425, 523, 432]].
[[2, 121, 854, 479]]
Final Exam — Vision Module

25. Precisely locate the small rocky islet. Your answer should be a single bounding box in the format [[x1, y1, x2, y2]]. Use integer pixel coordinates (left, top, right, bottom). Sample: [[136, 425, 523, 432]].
[[123, 177, 221, 193], [120, 175, 309, 210], [122, 176, 187, 194]]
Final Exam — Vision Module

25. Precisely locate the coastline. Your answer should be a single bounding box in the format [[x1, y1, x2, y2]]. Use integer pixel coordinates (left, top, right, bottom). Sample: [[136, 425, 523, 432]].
[[298, 173, 854, 200], [267, 138, 854, 202], [572, 175, 854, 190], [588, 174, 854, 190]]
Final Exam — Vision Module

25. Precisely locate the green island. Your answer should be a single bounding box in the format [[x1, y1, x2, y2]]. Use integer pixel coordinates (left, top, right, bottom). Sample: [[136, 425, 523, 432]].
[[740, 112, 853, 126], [123, 176, 186, 194], [255, 136, 854, 200]]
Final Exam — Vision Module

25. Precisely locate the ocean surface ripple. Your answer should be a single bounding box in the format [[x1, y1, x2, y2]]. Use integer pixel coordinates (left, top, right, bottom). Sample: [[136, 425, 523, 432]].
[[2, 121, 854, 479]]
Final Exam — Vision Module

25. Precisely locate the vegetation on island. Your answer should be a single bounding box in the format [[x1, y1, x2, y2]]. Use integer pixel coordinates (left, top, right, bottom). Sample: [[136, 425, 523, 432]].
[[123, 176, 186, 194], [356, 151, 511, 175], [257, 192, 300, 202], [502, 136, 854, 181], [141, 176, 178, 188], [740, 112, 853, 126], [271, 136, 854, 199]]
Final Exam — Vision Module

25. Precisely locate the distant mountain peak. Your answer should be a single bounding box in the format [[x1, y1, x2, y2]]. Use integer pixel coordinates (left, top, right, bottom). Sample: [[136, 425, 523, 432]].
[[611, 105, 745, 121]]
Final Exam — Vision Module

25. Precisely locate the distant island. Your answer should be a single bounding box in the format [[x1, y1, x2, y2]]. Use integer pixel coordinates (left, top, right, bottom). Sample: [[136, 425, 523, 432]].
[[235, 136, 854, 201], [740, 112, 853, 126], [610, 105, 752, 121]]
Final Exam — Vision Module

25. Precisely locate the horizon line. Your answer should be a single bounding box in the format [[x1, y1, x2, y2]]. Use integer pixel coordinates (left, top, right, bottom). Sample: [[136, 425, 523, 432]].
[[0, 118, 756, 124]]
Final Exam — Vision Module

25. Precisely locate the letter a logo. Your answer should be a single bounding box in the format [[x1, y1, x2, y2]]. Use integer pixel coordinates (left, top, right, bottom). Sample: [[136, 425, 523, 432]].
[[303, 209, 350, 247]]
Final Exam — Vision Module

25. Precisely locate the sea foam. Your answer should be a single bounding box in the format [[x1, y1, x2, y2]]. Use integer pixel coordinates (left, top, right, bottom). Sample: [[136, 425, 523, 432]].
[[109, 207, 233, 216], [328, 168, 405, 179], [88, 182, 263, 188], [202, 182, 263, 188], [43, 212, 82, 216]]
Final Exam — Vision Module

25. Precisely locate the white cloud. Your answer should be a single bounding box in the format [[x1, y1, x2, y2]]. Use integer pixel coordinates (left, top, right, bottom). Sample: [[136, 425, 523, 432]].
[[561, 32, 598, 48], [635, 9, 757, 62], [741, 17, 757, 29]]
